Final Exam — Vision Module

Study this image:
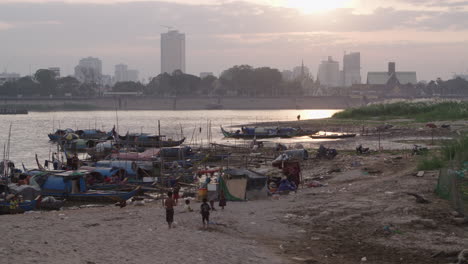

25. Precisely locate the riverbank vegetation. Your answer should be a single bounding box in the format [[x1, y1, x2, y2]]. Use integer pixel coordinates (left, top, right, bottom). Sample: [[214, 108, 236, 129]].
[[333, 101, 468, 122], [418, 134, 468, 170]]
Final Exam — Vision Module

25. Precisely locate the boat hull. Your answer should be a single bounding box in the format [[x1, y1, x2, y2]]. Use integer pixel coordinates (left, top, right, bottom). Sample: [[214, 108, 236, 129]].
[[41, 187, 140, 203], [0, 199, 37, 214]]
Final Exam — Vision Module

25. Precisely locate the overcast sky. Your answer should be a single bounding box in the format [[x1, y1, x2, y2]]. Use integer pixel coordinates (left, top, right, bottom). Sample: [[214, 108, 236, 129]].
[[0, 0, 468, 81]]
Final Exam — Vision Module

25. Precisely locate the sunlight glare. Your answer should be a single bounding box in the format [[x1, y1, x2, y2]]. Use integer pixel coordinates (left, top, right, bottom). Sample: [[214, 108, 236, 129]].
[[285, 0, 351, 13]]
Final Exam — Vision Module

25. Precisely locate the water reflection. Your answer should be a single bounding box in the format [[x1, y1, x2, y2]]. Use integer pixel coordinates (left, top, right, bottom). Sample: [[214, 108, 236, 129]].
[[0, 109, 341, 166]]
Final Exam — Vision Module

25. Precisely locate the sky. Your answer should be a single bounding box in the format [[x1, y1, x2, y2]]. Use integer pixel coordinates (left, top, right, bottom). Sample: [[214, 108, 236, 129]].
[[0, 0, 468, 82]]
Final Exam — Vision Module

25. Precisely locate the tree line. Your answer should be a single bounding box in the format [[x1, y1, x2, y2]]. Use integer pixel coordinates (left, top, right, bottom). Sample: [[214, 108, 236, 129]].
[[1, 66, 468, 98]]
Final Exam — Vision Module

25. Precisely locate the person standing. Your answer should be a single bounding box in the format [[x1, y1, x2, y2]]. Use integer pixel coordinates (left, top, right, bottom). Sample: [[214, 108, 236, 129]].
[[218, 190, 226, 210], [173, 183, 181, 205], [200, 198, 211, 228], [164, 191, 175, 229]]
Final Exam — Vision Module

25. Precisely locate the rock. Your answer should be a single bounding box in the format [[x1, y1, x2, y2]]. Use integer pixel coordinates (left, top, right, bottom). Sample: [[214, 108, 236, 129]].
[[361, 256, 367, 262]]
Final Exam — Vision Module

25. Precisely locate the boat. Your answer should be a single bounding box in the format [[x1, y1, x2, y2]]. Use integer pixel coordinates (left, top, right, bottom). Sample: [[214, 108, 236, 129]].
[[0, 184, 41, 214], [0, 197, 39, 214], [48, 128, 74, 141], [221, 126, 315, 139], [117, 133, 185, 148], [75, 129, 111, 140], [29, 170, 139, 203], [61, 138, 100, 153], [49, 129, 110, 141], [310, 133, 357, 139]]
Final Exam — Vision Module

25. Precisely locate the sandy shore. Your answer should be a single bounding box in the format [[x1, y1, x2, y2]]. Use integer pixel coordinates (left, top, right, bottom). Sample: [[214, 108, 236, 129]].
[[1, 149, 467, 264]]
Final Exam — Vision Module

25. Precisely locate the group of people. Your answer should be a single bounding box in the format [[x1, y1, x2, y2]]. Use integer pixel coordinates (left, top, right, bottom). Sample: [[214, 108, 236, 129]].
[[163, 184, 227, 229]]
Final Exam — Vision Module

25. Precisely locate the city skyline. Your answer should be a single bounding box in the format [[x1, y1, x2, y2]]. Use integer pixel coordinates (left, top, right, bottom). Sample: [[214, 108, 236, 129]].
[[0, 0, 468, 81]]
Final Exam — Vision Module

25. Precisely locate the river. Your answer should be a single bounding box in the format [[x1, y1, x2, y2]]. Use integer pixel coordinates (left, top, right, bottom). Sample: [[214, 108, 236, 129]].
[[0, 109, 341, 167]]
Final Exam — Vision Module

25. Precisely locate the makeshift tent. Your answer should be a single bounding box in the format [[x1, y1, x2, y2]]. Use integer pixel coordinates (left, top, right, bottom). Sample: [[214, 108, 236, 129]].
[[220, 168, 268, 201]]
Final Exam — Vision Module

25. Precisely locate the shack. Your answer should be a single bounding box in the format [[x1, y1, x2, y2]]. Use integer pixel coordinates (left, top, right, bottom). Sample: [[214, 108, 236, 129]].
[[220, 168, 268, 201]]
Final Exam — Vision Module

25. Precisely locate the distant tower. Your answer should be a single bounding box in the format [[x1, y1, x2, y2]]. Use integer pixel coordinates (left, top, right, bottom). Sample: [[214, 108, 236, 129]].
[[388, 62, 396, 74], [342, 52, 361, 87], [317, 56, 340, 87], [161, 30, 186, 74]]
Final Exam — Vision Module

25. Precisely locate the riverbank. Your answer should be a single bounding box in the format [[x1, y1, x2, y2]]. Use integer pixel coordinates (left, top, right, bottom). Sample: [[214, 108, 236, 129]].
[[0, 151, 465, 264], [0, 96, 362, 111]]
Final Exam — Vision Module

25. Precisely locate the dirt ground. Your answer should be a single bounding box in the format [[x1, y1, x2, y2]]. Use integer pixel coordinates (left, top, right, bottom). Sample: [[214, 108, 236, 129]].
[[1, 151, 466, 264], [1, 119, 467, 264]]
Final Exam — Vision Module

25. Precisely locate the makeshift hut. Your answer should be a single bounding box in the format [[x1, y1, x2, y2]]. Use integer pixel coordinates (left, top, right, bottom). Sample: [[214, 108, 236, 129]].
[[220, 168, 268, 201]]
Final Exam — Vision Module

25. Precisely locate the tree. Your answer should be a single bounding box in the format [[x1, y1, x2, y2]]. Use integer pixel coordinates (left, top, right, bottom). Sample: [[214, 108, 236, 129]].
[[220, 65, 255, 96], [16, 76, 39, 96], [79, 83, 98, 97], [199, 75, 217, 95], [113, 81, 145, 93], [57, 76, 80, 96], [34, 69, 57, 96]]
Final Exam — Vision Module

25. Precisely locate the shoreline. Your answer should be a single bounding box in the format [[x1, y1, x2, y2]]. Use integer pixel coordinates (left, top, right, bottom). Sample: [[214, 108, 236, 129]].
[[0, 96, 362, 111]]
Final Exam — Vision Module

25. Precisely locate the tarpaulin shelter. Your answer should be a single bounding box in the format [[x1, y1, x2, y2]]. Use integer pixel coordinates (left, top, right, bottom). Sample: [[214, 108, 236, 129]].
[[219, 168, 268, 201]]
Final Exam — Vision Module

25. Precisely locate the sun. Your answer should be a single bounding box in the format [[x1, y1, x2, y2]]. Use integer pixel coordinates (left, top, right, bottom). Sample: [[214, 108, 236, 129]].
[[284, 0, 352, 13]]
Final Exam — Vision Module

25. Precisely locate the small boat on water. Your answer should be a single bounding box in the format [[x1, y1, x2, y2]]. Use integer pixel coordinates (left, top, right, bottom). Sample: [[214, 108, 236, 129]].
[[118, 133, 185, 148], [49, 129, 110, 141], [30, 170, 139, 203], [310, 133, 357, 139], [48, 128, 74, 141], [221, 126, 315, 139]]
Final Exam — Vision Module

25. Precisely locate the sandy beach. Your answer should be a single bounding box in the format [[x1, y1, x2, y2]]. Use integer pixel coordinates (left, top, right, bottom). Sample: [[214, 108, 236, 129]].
[[1, 148, 467, 264]]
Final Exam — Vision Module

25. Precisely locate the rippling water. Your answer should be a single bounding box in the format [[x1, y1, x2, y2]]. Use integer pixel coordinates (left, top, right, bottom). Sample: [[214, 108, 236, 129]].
[[0, 109, 341, 167]]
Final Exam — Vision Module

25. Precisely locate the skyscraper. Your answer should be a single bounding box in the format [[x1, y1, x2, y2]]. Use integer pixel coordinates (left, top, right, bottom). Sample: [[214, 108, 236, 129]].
[[161, 30, 185, 74], [342, 52, 361, 87], [114, 64, 128, 83], [74, 57, 102, 83], [317, 56, 340, 87]]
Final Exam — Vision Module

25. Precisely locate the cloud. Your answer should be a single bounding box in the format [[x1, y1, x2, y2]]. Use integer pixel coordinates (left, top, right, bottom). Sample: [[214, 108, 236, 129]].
[[0, 22, 14, 31], [0, 1, 467, 80]]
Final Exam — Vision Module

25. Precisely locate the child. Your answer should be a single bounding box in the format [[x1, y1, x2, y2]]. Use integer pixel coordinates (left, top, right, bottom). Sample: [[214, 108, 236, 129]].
[[164, 191, 175, 229], [218, 190, 226, 210], [200, 198, 211, 228], [184, 199, 193, 212], [209, 199, 216, 211], [173, 183, 180, 205]]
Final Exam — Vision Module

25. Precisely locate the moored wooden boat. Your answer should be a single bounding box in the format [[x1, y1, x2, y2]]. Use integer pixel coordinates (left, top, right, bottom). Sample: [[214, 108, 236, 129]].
[[30, 171, 140, 203], [118, 133, 185, 148], [310, 133, 356, 139], [0, 196, 40, 214], [221, 126, 317, 139]]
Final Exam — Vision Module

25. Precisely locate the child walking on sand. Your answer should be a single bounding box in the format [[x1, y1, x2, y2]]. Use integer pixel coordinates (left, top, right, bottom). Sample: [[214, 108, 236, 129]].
[[200, 198, 211, 228], [219, 189, 226, 210], [164, 191, 175, 229]]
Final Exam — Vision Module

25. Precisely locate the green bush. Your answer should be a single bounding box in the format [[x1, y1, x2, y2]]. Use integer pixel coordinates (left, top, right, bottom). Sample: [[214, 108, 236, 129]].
[[333, 101, 468, 122], [418, 134, 468, 170]]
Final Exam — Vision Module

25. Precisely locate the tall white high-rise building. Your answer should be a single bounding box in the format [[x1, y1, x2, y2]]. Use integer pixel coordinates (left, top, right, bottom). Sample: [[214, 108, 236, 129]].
[[317, 56, 340, 87], [74, 57, 102, 83], [342, 52, 361, 87], [161, 30, 185, 74], [114, 64, 128, 83]]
